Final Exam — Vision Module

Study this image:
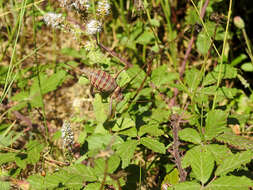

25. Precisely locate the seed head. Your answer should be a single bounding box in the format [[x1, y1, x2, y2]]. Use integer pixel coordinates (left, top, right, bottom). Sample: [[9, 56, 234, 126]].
[[85, 19, 102, 35], [97, 0, 111, 17], [43, 12, 64, 29], [61, 120, 74, 149], [233, 16, 245, 29]]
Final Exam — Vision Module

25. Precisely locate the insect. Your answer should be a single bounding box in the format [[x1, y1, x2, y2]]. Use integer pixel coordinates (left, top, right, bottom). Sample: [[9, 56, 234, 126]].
[[66, 64, 124, 116]]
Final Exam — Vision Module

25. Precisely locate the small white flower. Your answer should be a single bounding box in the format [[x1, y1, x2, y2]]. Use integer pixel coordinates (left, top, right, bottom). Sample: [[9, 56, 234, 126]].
[[97, 0, 111, 16], [43, 12, 64, 29], [83, 40, 95, 51], [85, 19, 102, 35]]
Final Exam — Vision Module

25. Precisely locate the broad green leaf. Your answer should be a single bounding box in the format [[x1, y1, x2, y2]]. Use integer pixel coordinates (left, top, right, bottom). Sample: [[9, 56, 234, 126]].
[[207, 176, 253, 190], [138, 125, 164, 137], [112, 116, 135, 132], [196, 31, 212, 55], [118, 127, 137, 137], [93, 94, 108, 123], [84, 183, 101, 190], [182, 145, 214, 184], [161, 168, 179, 186], [179, 128, 201, 144], [216, 130, 253, 149], [173, 181, 201, 190], [26, 140, 45, 165], [69, 164, 97, 181], [151, 65, 178, 88], [136, 30, 155, 45], [108, 155, 121, 173], [126, 65, 146, 88], [185, 68, 202, 92], [86, 134, 113, 150], [215, 150, 253, 176], [140, 137, 165, 154], [0, 181, 10, 190], [205, 110, 227, 140], [231, 54, 247, 66], [206, 144, 232, 164], [203, 64, 237, 86], [28, 175, 46, 190], [0, 153, 16, 164], [116, 140, 138, 168]]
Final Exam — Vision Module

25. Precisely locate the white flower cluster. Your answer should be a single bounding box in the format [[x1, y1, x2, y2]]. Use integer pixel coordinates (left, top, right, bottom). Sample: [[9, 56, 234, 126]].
[[43, 12, 64, 29], [61, 120, 74, 149], [85, 19, 102, 35], [58, 0, 90, 12], [97, 0, 110, 16]]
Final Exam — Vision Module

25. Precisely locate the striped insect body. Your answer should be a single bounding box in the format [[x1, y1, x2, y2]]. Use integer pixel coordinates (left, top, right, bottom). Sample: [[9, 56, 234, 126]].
[[81, 67, 123, 102]]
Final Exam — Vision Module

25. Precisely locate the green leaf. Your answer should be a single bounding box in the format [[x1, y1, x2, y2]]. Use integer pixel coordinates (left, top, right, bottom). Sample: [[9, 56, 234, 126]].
[[112, 116, 135, 132], [116, 140, 138, 168], [27, 175, 46, 190], [216, 130, 253, 149], [207, 176, 253, 190], [26, 140, 45, 165], [93, 94, 108, 123], [0, 181, 10, 190], [126, 65, 146, 88], [138, 125, 164, 137], [173, 181, 201, 190], [0, 153, 16, 164], [196, 31, 212, 55], [140, 137, 165, 154], [206, 144, 232, 164], [69, 164, 97, 181], [108, 155, 121, 173], [136, 30, 155, 45], [84, 183, 101, 190], [241, 62, 253, 72], [215, 150, 253, 176], [205, 110, 227, 140], [178, 128, 201, 144], [151, 65, 178, 88], [231, 54, 248, 66], [185, 68, 202, 92], [87, 134, 113, 150], [182, 145, 214, 184], [203, 64, 237, 86], [162, 168, 179, 186]]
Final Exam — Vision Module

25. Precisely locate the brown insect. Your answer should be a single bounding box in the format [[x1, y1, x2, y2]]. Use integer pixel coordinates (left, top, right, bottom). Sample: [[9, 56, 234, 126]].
[[66, 64, 124, 116]]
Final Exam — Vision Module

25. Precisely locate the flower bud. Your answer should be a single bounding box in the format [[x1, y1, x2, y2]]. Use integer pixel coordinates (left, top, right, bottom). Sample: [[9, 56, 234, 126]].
[[233, 16, 245, 29]]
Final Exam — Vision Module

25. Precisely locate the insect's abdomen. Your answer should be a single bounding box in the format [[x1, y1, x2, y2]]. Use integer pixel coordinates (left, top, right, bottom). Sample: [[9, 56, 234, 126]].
[[87, 69, 118, 92]]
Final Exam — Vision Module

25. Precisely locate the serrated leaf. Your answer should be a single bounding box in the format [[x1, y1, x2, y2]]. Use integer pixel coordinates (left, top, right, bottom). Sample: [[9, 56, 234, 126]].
[[206, 144, 232, 164], [69, 164, 97, 181], [138, 125, 164, 137], [151, 65, 178, 88], [179, 128, 201, 144], [112, 116, 135, 132], [140, 137, 165, 154], [173, 181, 201, 190], [216, 130, 253, 149], [116, 140, 138, 168], [206, 176, 253, 190], [203, 64, 237, 86], [185, 68, 202, 92], [126, 65, 146, 88], [182, 145, 214, 184], [196, 31, 212, 55], [108, 155, 121, 173], [26, 140, 45, 164], [205, 110, 227, 140], [215, 151, 253, 176]]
